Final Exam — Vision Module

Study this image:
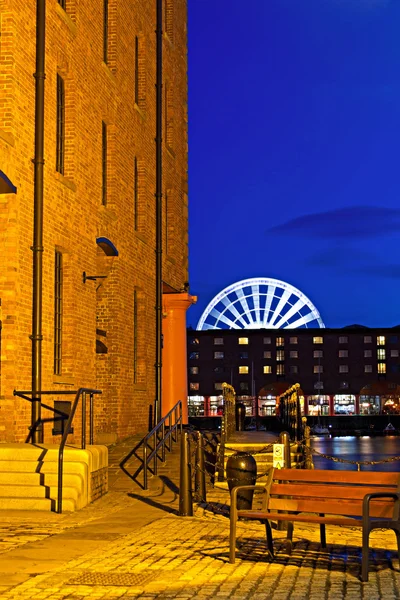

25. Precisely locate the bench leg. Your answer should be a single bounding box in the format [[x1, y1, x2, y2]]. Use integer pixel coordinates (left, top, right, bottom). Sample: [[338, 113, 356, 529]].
[[361, 525, 370, 582], [265, 520, 274, 558], [319, 516, 326, 548], [284, 521, 294, 555]]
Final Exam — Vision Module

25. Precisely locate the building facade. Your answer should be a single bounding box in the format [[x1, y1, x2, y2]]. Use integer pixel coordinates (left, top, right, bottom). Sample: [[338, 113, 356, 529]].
[[187, 327, 400, 418], [0, 0, 192, 443]]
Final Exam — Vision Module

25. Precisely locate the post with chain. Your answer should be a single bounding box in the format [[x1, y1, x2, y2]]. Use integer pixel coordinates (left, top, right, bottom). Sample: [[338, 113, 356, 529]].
[[279, 431, 291, 469], [303, 418, 314, 469], [179, 431, 193, 516], [194, 432, 206, 503]]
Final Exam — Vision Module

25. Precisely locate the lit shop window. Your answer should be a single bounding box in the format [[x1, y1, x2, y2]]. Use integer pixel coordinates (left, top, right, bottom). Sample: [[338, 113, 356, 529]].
[[334, 394, 355, 415], [276, 337, 284, 346], [377, 336, 385, 346], [289, 337, 298, 344], [364, 365, 372, 373], [276, 365, 285, 375], [364, 350, 372, 358], [339, 336, 348, 344], [239, 366, 249, 374], [290, 365, 298, 374], [264, 351, 271, 359], [391, 349, 399, 358], [377, 349, 386, 360], [214, 351, 224, 359], [214, 382, 223, 391], [263, 337, 271, 344], [290, 351, 298, 359], [339, 350, 348, 358], [308, 394, 329, 415], [359, 395, 380, 415], [214, 337, 223, 345], [190, 382, 199, 391], [276, 350, 284, 362], [377, 363, 386, 374], [190, 366, 199, 375], [189, 352, 199, 360], [364, 336, 372, 344], [313, 337, 323, 344], [239, 351, 248, 359], [313, 350, 323, 359], [238, 337, 249, 345], [339, 365, 349, 373], [263, 365, 272, 374]]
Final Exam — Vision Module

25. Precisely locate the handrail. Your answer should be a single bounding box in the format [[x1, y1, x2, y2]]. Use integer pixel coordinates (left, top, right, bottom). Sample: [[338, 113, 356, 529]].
[[143, 400, 182, 489], [14, 387, 102, 513]]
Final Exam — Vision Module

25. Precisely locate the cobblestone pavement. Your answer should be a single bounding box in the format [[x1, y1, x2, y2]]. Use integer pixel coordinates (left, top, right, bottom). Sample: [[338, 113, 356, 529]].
[[0, 435, 399, 599]]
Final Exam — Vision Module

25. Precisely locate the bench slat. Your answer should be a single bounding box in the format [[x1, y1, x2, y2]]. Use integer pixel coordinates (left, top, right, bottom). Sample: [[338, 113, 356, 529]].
[[267, 497, 395, 518], [237, 511, 362, 526], [272, 469, 399, 485], [270, 482, 398, 500]]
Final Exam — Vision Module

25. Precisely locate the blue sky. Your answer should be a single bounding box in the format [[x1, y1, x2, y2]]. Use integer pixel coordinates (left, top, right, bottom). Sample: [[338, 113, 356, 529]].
[[187, 0, 400, 329]]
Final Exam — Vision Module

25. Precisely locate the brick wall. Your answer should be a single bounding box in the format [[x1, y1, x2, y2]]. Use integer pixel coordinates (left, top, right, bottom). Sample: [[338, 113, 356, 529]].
[[0, 0, 188, 442]]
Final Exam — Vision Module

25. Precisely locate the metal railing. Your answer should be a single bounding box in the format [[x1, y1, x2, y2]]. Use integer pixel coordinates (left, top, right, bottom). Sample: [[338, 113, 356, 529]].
[[143, 400, 182, 489], [14, 388, 102, 513], [277, 383, 303, 441]]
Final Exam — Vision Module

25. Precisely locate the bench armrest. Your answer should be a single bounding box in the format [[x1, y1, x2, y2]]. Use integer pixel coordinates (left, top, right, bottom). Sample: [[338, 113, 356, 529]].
[[363, 492, 400, 525], [231, 485, 267, 513]]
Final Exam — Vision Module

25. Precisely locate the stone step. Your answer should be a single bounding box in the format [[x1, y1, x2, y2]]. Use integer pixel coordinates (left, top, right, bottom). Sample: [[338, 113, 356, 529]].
[[0, 496, 76, 511], [0, 471, 84, 488], [0, 483, 80, 501]]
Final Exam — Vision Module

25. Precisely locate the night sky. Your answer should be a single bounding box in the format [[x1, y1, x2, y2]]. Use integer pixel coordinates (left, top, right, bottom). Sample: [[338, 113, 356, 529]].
[[187, 0, 400, 330]]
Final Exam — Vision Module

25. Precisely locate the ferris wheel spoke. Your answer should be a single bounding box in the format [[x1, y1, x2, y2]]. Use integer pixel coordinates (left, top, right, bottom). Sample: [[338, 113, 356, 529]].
[[251, 285, 261, 323], [262, 286, 276, 326], [285, 311, 317, 329], [270, 289, 292, 327], [273, 298, 305, 329], [236, 287, 254, 324], [210, 308, 241, 329], [219, 296, 249, 328]]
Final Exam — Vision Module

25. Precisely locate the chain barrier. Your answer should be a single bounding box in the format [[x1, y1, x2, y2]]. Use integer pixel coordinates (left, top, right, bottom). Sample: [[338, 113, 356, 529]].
[[297, 440, 400, 470]]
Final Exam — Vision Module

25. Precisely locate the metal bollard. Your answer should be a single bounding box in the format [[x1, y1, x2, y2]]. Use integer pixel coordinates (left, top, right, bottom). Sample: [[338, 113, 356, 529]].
[[194, 432, 207, 503], [279, 431, 291, 469], [179, 431, 193, 516]]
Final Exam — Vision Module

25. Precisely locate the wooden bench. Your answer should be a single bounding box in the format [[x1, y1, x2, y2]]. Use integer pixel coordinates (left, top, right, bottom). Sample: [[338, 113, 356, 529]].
[[229, 468, 400, 581]]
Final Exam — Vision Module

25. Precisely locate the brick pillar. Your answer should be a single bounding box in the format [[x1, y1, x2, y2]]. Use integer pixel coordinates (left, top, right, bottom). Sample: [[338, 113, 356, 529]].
[[162, 293, 196, 423]]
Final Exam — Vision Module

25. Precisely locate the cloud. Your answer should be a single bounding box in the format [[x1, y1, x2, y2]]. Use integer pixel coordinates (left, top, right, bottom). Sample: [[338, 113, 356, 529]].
[[355, 264, 400, 279], [267, 206, 400, 239], [306, 246, 375, 268]]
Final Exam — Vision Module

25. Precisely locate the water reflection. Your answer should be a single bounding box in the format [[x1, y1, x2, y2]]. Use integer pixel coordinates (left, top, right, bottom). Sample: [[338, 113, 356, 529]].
[[312, 436, 400, 471]]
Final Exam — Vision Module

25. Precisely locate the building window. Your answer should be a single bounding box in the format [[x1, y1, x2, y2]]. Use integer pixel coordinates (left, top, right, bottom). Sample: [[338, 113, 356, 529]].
[[214, 351, 224, 359], [214, 366, 223, 373], [340, 381, 349, 389], [391, 349, 399, 358], [313, 336, 323, 344], [56, 74, 65, 175], [239, 366, 249, 374], [133, 289, 138, 383], [313, 350, 323, 359], [165, 0, 174, 40], [277, 365, 285, 375], [314, 365, 323, 374], [364, 336, 372, 344], [58, 0, 66, 9], [102, 121, 107, 205], [189, 337, 199, 345], [54, 251, 63, 375], [339, 365, 349, 373], [134, 157, 138, 230], [290, 365, 298, 374], [214, 337, 223, 345], [390, 335, 398, 344], [364, 365, 372, 373], [377, 363, 386, 374], [377, 336, 385, 346], [276, 350, 284, 361], [339, 350, 348, 358], [377, 349, 386, 360], [364, 350, 372, 358], [264, 351, 271, 359], [263, 337, 271, 344], [189, 352, 199, 360], [314, 381, 324, 390], [239, 351, 248, 359], [190, 383, 199, 391], [289, 337, 298, 344], [214, 382, 223, 391], [263, 365, 272, 374], [276, 337, 284, 346], [190, 366, 199, 375], [238, 337, 249, 345], [134, 35, 139, 105], [391, 365, 400, 373], [103, 0, 109, 63], [290, 351, 298, 359], [240, 382, 249, 391], [339, 336, 348, 344]]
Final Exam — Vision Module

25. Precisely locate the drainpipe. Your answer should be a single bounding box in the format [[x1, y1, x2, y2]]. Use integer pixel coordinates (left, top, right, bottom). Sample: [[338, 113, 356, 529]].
[[31, 0, 46, 443], [154, 0, 163, 425]]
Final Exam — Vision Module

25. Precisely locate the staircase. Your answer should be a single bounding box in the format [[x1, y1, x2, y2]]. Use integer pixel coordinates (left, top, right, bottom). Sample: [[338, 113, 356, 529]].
[[0, 443, 108, 512]]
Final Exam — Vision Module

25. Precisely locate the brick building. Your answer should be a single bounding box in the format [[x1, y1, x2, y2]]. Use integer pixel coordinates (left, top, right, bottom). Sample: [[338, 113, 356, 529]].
[[0, 0, 193, 443], [187, 327, 400, 418]]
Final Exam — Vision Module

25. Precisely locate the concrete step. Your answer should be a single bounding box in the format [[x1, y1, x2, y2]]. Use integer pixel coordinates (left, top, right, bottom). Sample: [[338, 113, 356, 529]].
[[0, 471, 84, 488], [0, 496, 76, 511], [0, 483, 80, 501]]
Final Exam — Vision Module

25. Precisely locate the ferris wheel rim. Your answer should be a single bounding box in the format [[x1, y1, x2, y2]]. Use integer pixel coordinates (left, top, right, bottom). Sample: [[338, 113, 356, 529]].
[[196, 277, 324, 331]]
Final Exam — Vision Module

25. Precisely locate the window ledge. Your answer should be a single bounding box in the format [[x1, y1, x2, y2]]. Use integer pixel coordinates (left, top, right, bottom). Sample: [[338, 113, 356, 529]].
[[0, 128, 15, 147], [135, 231, 147, 244], [166, 145, 176, 160], [133, 383, 147, 392], [167, 255, 176, 266], [134, 103, 145, 120], [53, 374, 75, 386], [102, 62, 116, 83], [55, 171, 76, 192], [55, 3, 77, 36]]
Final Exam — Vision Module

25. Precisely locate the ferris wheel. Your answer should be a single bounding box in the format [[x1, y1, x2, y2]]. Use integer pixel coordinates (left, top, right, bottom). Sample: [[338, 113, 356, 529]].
[[196, 277, 324, 331]]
